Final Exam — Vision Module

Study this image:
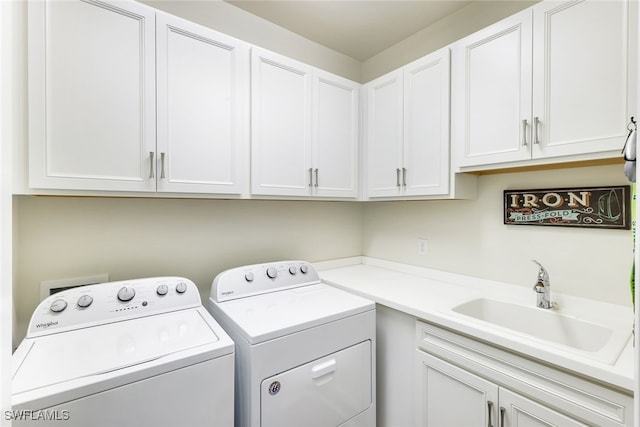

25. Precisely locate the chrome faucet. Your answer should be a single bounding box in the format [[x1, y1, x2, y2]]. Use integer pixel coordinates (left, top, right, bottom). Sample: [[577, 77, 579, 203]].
[[532, 260, 552, 309]]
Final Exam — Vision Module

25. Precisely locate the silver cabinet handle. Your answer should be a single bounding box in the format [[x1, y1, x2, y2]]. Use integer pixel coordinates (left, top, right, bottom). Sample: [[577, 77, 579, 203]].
[[487, 401, 494, 427], [314, 168, 318, 187], [160, 152, 166, 179], [522, 119, 528, 146], [500, 407, 506, 427], [402, 167, 407, 187], [533, 116, 540, 144], [308, 168, 313, 187], [396, 168, 401, 187], [149, 151, 155, 179]]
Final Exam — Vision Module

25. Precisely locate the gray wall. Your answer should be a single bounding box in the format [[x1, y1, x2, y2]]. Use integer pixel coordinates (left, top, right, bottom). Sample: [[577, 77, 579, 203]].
[[13, 197, 364, 341], [362, 164, 633, 306]]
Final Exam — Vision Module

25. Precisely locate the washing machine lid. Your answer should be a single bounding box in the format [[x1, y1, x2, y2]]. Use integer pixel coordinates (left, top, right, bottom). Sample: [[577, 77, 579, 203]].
[[212, 283, 374, 344], [12, 309, 224, 395]]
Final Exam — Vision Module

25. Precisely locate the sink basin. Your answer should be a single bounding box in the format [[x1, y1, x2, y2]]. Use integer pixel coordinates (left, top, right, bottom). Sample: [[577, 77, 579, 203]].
[[451, 298, 630, 363]]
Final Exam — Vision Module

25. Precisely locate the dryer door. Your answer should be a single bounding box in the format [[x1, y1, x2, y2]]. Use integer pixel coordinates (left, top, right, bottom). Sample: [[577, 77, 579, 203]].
[[261, 340, 372, 427]]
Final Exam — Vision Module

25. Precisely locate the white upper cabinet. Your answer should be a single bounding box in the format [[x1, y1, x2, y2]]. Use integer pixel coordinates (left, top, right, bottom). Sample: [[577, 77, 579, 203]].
[[156, 13, 249, 194], [29, 0, 630, 198], [403, 50, 450, 197], [452, 9, 533, 168], [251, 47, 359, 198], [312, 70, 359, 198], [531, 0, 635, 159], [365, 70, 403, 197], [29, 0, 157, 191], [28, 0, 249, 195], [453, 0, 637, 170], [366, 48, 451, 198], [251, 48, 313, 197]]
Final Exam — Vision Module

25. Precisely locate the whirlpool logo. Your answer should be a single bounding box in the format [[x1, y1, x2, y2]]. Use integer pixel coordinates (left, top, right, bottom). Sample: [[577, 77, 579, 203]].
[[35, 320, 58, 329]]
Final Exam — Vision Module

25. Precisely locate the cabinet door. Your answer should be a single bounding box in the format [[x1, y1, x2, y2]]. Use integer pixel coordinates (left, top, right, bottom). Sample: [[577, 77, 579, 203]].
[[156, 13, 249, 194], [452, 9, 533, 168], [251, 48, 312, 196], [366, 70, 403, 197], [499, 388, 588, 427], [28, 0, 156, 192], [416, 351, 498, 427], [403, 48, 450, 196], [312, 70, 359, 198], [532, 0, 637, 159]]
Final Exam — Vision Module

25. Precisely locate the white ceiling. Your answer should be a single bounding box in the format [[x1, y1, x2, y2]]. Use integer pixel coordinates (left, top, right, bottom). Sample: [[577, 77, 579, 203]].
[[223, 1, 473, 61]]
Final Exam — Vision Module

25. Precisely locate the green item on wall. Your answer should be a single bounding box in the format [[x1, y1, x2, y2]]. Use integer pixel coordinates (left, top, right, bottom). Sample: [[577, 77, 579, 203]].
[[631, 183, 636, 309]]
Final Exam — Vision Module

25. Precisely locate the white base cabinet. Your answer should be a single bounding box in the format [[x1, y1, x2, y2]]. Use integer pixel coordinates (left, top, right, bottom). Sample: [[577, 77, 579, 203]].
[[500, 388, 588, 427], [416, 351, 587, 427], [415, 321, 633, 427]]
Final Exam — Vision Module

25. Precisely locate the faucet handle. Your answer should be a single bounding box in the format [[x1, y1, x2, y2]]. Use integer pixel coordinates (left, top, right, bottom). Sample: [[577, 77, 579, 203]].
[[532, 259, 549, 281]]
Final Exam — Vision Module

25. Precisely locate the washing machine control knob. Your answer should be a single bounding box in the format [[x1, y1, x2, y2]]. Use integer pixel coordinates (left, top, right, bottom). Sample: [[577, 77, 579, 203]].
[[77, 295, 93, 308], [156, 284, 168, 296], [300, 265, 309, 274], [176, 282, 187, 294], [117, 286, 136, 302], [266, 267, 278, 279], [49, 299, 68, 313], [289, 266, 297, 275], [245, 272, 254, 282]]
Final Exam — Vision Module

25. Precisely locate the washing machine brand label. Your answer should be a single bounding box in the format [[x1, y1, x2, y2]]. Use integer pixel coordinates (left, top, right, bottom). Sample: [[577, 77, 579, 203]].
[[35, 320, 58, 329], [221, 291, 234, 296], [268, 381, 281, 396]]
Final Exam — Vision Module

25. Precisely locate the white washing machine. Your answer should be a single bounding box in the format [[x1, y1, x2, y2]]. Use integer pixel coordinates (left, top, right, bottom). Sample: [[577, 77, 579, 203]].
[[208, 261, 376, 427], [12, 277, 234, 427]]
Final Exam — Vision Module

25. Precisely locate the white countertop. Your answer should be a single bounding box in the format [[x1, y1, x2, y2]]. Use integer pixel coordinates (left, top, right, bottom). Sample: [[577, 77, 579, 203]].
[[316, 256, 635, 393]]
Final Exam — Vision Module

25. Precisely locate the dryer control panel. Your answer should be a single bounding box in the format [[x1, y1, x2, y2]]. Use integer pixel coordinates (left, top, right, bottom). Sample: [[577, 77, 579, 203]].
[[26, 277, 202, 338], [211, 261, 320, 302]]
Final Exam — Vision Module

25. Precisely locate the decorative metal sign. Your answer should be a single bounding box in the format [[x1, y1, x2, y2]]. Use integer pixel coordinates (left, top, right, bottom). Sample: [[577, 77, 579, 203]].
[[504, 186, 630, 229]]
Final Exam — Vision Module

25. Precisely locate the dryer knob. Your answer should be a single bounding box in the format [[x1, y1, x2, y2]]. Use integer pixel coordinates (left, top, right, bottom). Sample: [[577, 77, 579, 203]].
[[245, 272, 255, 282], [266, 267, 278, 279], [156, 284, 168, 296], [289, 266, 297, 275], [50, 299, 68, 313], [77, 295, 93, 308], [300, 265, 309, 274], [176, 282, 187, 294], [117, 286, 136, 302]]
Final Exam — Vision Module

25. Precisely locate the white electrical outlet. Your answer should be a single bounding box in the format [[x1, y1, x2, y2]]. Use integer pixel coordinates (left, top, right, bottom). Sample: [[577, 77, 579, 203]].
[[417, 238, 428, 256]]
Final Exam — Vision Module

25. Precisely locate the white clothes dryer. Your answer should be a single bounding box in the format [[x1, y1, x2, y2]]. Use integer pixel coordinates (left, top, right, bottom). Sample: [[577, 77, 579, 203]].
[[208, 261, 376, 427], [12, 277, 234, 427]]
